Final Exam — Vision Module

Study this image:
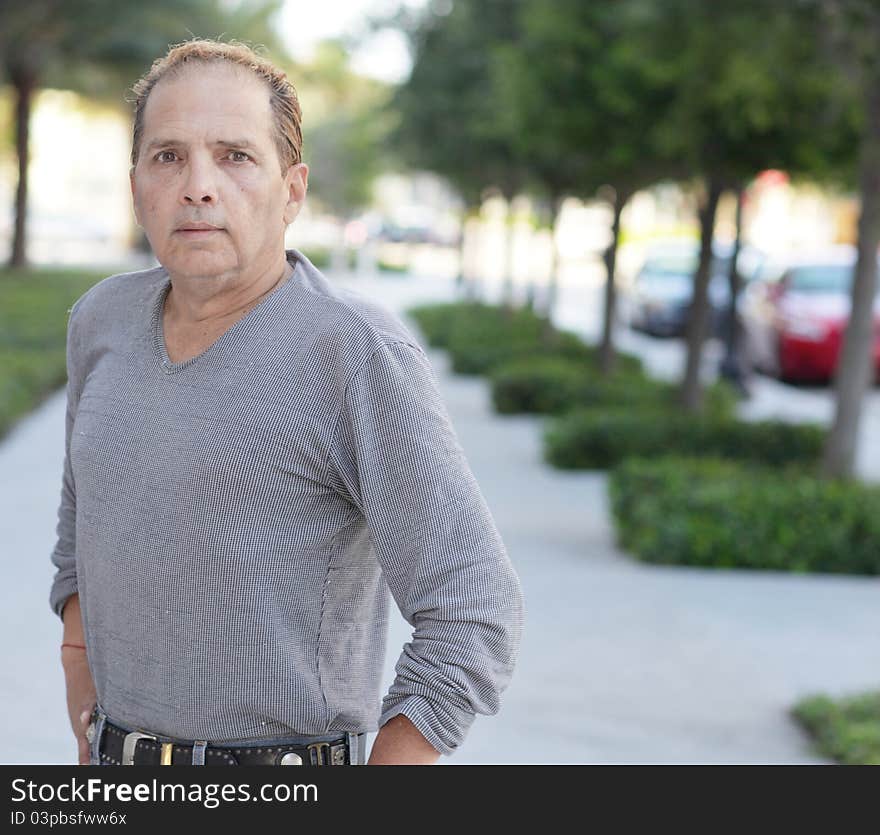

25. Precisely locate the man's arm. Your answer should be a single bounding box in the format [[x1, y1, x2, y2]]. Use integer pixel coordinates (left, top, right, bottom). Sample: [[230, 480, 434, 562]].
[[367, 714, 441, 765], [327, 339, 525, 762], [51, 296, 96, 764], [60, 594, 97, 765], [50, 297, 86, 620]]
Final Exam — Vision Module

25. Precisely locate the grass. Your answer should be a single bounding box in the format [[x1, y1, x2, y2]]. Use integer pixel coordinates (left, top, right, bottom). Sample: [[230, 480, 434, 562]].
[[0, 266, 107, 442], [792, 690, 880, 764]]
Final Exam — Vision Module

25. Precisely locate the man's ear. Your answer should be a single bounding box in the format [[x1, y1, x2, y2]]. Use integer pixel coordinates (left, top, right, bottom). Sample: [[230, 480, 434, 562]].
[[283, 162, 309, 225], [129, 167, 141, 227]]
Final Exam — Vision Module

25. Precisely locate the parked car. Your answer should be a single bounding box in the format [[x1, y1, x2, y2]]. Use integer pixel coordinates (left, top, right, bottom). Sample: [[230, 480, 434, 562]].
[[740, 245, 880, 383], [625, 241, 763, 338]]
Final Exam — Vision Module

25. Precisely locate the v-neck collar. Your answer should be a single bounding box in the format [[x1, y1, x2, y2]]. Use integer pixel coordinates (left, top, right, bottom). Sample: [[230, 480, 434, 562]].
[[151, 251, 301, 375]]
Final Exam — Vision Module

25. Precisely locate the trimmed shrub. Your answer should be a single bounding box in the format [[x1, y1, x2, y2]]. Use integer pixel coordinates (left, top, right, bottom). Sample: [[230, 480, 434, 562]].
[[301, 248, 331, 269], [447, 308, 585, 374], [490, 356, 736, 418], [792, 691, 880, 764], [544, 409, 825, 470], [377, 259, 409, 273], [609, 456, 880, 574], [406, 301, 491, 349], [0, 350, 68, 439], [407, 300, 643, 377], [0, 268, 103, 441], [490, 357, 598, 414]]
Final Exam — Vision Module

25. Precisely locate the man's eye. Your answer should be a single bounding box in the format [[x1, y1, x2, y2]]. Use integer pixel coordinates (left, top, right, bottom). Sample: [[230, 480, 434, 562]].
[[155, 151, 178, 163], [228, 151, 251, 162]]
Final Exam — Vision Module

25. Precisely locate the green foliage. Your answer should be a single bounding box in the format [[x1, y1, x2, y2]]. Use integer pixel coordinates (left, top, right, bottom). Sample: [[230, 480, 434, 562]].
[[618, 0, 857, 188], [0, 1, 288, 109], [389, 0, 526, 204], [299, 248, 331, 269], [406, 301, 488, 349], [544, 410, 825, 470], [303, 41, 393, 218], [392, 0, 860, 202], [492, 0, 682, 199], [0, 268, 103, 440], [0, 350, 67, 437], [609, 456, 880, 575], [490, 357, 601, 414], [1, 0, 289, 264], [792, 690, 880, 765], [376, 260, 409, 274], [447, 313, 591, 375], [407, 300, 644, 378], [489, 356, 734, 417]]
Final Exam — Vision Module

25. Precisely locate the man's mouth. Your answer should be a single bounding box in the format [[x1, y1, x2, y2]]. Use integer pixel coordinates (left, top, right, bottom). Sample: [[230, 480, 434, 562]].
[[176, 222, 223, 234]]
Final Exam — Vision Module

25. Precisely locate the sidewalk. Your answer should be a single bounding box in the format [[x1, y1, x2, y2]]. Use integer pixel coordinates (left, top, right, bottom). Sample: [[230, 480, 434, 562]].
[[4, 269, 879, 764]]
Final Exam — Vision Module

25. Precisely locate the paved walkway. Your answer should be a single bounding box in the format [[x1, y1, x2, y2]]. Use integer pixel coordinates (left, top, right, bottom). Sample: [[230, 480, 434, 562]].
[[4, 268, 880, 764]]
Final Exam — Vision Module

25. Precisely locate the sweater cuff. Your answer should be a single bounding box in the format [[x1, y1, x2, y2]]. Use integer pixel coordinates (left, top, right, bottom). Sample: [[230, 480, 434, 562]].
[[378, 694, 476, 756], [50, 575, 78, 621]]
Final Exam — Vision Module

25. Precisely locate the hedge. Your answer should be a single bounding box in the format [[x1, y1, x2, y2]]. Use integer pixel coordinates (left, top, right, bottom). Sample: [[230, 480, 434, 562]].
[[544, 409, 825, 470], [407, 301, 494, 349], [406, 301, 643, 376], [792, 690, 880, 764], [490, 355, 736, 418], [608, 457, 880, 574], [0, 268, 103, 441]]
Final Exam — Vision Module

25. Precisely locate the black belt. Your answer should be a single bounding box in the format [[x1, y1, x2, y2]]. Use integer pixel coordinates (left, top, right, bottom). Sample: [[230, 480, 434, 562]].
[[92, 711, 353, 766]]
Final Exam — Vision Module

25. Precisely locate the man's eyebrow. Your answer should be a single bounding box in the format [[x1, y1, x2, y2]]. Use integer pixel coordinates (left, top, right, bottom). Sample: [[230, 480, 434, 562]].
[[144, 138, 259, 151], [215, 139, 257, 149]]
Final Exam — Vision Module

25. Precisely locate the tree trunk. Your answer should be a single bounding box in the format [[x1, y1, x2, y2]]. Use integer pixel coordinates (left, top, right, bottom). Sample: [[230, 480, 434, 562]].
[[599, 189, 627, 375], [455, 211, 469, 299], [460, 207, 481, 301], [821, 84, 880, 479], [500, 199, 515, 309], [680, 176, 723, 412], [543, 194, 565, 321], [9, 66, 37, 269], [719, 185, 749, 395]]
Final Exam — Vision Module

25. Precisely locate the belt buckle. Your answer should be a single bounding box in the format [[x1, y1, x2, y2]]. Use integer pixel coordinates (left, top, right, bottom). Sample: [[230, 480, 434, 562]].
[[307, 741, 331, 766], [121, 731, 157, 766]]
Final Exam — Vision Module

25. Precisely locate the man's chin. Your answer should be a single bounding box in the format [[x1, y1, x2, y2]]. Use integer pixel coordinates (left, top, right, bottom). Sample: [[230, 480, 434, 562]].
[[160, 249, 234, 279]]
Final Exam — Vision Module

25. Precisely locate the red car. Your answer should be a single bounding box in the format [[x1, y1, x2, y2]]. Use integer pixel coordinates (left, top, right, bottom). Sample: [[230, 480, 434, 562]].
[[740, 246, 880, 383]]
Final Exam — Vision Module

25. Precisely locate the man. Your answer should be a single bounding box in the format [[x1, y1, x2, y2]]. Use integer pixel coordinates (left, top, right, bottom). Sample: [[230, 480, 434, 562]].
[[49, 39, 524, 767]]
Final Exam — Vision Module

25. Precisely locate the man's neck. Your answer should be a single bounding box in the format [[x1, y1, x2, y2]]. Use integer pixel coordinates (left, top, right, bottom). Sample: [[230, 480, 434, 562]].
[[165, 255, 293, 326]]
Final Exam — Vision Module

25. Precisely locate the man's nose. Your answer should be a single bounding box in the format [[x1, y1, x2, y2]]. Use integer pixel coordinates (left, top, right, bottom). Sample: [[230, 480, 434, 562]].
[[180, 155, 218, 204]]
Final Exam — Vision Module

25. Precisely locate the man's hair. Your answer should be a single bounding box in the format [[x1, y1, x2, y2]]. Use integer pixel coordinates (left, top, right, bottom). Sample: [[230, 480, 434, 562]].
[[128, 38, 303, 174]]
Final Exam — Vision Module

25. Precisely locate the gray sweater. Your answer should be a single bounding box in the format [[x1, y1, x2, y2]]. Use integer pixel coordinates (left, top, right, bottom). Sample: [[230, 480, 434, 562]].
[[49, 248, 524, 755]]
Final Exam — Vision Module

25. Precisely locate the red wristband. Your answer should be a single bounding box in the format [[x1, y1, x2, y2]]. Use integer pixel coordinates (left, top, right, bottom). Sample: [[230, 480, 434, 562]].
[[61, 642, 86, 651]]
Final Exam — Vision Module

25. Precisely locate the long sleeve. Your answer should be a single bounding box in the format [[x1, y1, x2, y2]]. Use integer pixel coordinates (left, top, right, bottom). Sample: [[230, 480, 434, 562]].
[[326, 339, 525, 755], [49, 298, 85, 620]]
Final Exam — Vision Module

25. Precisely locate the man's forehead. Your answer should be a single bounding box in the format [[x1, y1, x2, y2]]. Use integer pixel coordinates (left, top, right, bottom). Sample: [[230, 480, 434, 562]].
[[141, 64, 273, 142]]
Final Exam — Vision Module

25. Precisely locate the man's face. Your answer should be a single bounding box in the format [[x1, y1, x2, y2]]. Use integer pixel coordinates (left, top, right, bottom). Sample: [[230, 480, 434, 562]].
[[130, 63, 307, 282]]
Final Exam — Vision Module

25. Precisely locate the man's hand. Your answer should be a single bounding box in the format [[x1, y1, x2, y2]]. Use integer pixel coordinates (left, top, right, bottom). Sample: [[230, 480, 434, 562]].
[[63, 651, 97, 765], [366, 714, 441, 765], [60, 595, 97, 765]]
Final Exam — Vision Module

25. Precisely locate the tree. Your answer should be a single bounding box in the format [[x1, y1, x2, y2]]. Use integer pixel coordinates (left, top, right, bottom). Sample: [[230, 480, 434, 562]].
[[492, 0, 684, 372], [0, 0, 285, 268], [649, 0, 853, 411], [299, 41, 393, 270], [818, 0, 880, 478], [388, 0, 526, 301]]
